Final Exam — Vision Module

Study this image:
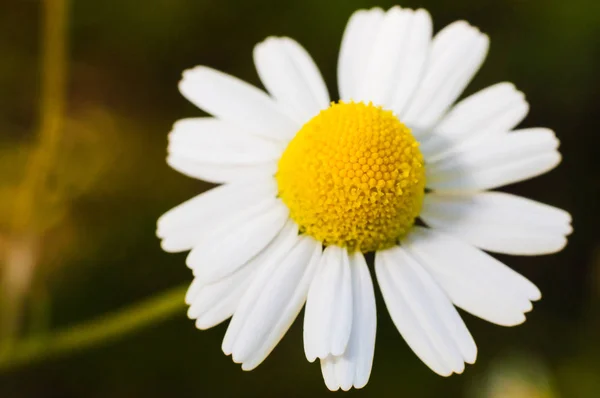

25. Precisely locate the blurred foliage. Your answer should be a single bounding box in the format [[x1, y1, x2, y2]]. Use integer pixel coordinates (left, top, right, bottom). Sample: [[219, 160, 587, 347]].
[[0, 0, 599, 397], [467, 353, 558, 398]]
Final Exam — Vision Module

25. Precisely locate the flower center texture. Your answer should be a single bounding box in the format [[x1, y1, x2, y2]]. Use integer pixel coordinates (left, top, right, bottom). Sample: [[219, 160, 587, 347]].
[[276, 101, 426, 253]]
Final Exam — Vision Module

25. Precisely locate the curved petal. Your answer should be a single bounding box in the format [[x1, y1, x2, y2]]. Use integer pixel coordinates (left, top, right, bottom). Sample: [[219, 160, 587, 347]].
[[254, 37, 329, 123], [222, 235, 321, 369], [240, 239, 322, 370], [337, 8, 385, 101], [168, 118, 284, 165], [186, 257, 260, 330], [421, 192, 572, 255], [426, 128, 561, 192], [402, 227, 540, 326], [186, 197, 289, 284], [220, 221, 298, 353], [157, 178, 277, 252], [304, 246, 353, 361], [186, 219, 300, 331], [402, 21, 489, 133], [420, 83, 529, 162], [178, 66, 298, 141], [221, 220, 299, 355], [319, 252, 376, 391], [376, 246, 476, 376]]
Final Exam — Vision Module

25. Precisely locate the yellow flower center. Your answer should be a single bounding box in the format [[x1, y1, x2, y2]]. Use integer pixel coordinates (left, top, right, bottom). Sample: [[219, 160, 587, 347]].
[[276, 101, 425, 253]]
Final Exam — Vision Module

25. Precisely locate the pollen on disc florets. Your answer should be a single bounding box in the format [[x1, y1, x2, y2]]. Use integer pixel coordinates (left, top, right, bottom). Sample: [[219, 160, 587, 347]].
[[276, 101, 426, 253]]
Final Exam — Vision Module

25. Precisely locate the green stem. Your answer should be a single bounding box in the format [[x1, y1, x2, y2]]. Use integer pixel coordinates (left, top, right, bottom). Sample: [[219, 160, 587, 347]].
[[0, 285, 187, 371]]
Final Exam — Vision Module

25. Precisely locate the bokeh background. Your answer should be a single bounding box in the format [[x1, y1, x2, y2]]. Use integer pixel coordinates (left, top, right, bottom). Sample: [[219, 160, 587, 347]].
[[1, 0, 599, 396]]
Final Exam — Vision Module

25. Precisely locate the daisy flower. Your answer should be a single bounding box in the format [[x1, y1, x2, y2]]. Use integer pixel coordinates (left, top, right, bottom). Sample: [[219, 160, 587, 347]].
[[157, 6, 572, 391]]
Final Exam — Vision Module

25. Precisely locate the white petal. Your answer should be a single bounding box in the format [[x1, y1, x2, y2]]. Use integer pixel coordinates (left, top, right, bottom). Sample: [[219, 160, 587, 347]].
[[303, 246, 353, 361], [402, 21, 489, 131], [337, 8, 385, 101], [420, 83, 529, 162], [354, 7, 414, 105], [186, 198, 289, 284], [157, 178, 277, 253], [186, 257, 260, 329], [168, 118, 284, 165], [354, 7, 432, 110], [254, 37, 329, 123], [178, 66, 298, 141], [376, 246, 476, 376], [221, 220, 299, 355], [236, 238, 322, 370], [167, 155, 277, 184], [185, 277, 202, 305], [426, 128, 561, 192], [319, 252, 376, 391], [402, 227, 541, 327], [421, 192, 572, 255], [389, 9, 433, 116], [320, 356, 339, 391]]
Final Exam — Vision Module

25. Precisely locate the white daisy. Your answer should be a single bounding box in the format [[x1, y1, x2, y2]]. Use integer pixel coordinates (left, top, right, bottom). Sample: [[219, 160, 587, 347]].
[[157, 6, 572, 391]]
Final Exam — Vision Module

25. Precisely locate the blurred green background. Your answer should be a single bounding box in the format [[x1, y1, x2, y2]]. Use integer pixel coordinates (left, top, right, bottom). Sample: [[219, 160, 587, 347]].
[[1, 0, 599, 396]]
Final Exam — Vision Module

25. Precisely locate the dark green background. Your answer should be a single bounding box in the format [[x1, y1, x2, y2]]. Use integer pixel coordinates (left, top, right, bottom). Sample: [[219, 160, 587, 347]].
[[1, 0, 599, 396]]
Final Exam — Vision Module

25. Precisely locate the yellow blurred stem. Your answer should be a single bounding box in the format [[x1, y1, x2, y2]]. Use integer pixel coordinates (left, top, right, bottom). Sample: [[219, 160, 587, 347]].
[[0, 285, 187, 371], [14, 0, 69, 230], [3, 0, 69, 344]]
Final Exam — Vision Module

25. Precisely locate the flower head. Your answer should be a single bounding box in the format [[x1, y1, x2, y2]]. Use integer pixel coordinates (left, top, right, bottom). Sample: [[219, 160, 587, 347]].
[[158, 6, 572, 391]]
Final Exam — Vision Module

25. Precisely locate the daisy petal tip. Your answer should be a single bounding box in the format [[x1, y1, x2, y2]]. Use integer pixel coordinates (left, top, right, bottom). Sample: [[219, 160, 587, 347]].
[[159, 239, 180, 253], [340, 384, 353, 392], [303, 346, 317, 363], [186, 308, 196, 320], [181, 65, 208, 79], [508, 313, 528, 327], [194, 318, 216, 331], [330, 342, 349, 358], [222, 348, 232, 357], [221, 338, 233, 356], [169, 118, 185, 133], [415, 8, 433, 22], [451, 19, 478, 32], [231, 354, 244, 365], [354, 6, 383, 18], [436, 368, 454, 378], [353, 380, 368, 390], [241, 361, 260, 372], [466, 352, 478, 365], [555, 151, 563, 165], [184, 252, 196, 270], [565, 214, 574, 229], [254, 35, 277, 51], [178, 69, 197, 90]]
